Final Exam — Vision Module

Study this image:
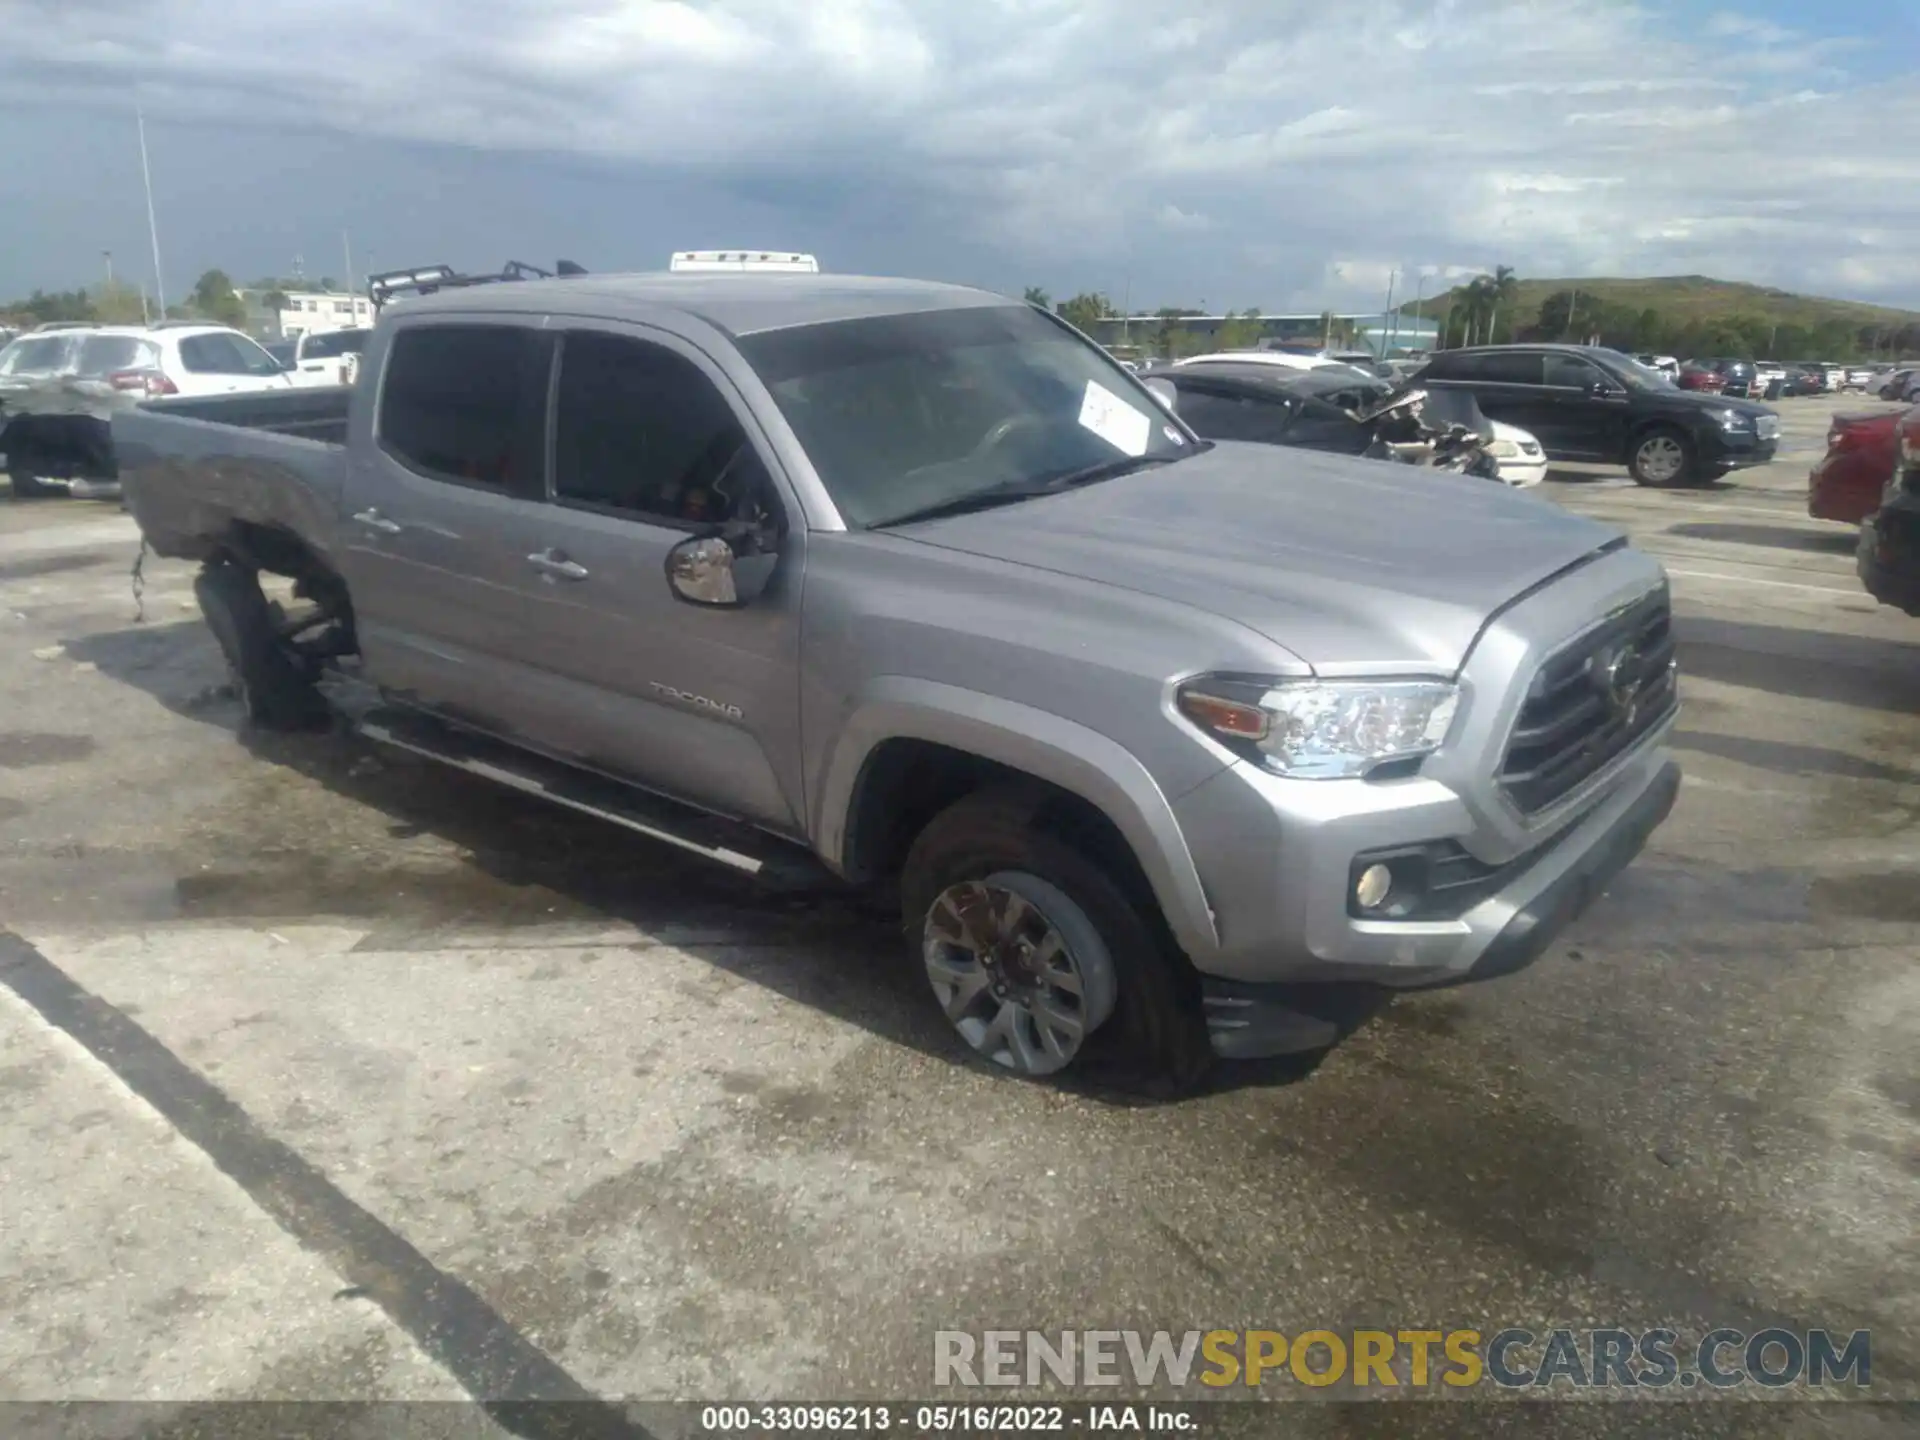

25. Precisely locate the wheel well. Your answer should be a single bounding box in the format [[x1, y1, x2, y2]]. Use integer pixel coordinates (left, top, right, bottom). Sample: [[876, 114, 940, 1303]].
[[212, 522, 357, 648], [1630, 418, 1692, 448], [842, 738, 1158, 905]]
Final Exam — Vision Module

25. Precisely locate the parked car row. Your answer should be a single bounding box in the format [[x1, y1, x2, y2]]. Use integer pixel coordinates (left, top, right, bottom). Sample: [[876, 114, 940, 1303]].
[[0, 320, 366, 499]]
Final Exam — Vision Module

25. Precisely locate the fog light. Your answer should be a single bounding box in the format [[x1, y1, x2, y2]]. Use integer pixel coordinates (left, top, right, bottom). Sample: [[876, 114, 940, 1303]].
[[1353, 863, 1394, 911]]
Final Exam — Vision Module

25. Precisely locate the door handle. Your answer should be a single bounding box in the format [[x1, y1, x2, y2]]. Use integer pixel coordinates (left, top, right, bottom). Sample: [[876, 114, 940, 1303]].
[[352, 508, 402, 534], [527, 548, 589, 582]]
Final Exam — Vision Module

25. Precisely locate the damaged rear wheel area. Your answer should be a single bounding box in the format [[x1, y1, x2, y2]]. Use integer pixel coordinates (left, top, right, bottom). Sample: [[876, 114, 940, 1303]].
[[193, 554, 352, 731]]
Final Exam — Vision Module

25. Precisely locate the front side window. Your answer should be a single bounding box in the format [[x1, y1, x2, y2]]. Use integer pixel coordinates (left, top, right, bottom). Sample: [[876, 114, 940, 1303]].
[[1543, 354, 1606, 389], [553, 332, 774, 529], [738, 305, 1188, 528], [177, 332, 285, 376], [377, 324, 547, 490]]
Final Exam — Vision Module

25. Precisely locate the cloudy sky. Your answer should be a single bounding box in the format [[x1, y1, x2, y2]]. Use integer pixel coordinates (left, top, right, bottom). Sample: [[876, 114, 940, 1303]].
[[2, 0, 1916, 314]]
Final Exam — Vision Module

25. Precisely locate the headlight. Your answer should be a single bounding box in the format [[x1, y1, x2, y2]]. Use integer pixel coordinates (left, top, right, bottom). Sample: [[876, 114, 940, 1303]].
[[1712, 408, 1752, 430], [1177, 677, 1459, 779], [1486, 439, 1519, 459]]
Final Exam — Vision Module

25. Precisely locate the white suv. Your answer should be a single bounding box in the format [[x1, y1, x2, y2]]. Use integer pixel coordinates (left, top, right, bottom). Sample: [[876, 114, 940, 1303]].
[[1, 324, 293, 498], [94, 323, 298, 398]]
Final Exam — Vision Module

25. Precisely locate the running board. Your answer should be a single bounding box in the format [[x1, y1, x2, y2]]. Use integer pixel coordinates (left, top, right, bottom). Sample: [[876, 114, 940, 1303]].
[[354, 706, 834, 891]]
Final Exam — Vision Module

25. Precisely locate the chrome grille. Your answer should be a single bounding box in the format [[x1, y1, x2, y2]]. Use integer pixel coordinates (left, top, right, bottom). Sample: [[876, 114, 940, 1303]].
[[1500, 587, 1677, 815]]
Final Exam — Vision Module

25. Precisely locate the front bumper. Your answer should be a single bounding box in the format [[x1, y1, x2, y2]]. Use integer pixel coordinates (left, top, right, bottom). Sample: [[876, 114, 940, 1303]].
[[1201, 758, 1680, 1057], [1168, 545, 1678, 1001], [1698, 429, 1777, 471]]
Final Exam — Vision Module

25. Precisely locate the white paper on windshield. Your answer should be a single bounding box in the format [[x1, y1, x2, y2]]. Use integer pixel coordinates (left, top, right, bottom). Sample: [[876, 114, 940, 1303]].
[[1077, 380, 1152, 457]]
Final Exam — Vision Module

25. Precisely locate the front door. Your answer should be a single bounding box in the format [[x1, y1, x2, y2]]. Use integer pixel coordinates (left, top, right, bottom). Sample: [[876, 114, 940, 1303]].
[[337, 318, 557, 741], [1539, 352, 1631, 460], [509, 326, 806, 834]]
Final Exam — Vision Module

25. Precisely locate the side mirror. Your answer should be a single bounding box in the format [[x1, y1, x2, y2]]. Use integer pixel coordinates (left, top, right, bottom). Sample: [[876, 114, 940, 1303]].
[[665, 525, 779, 607], [1143, 377, 1178, 412]]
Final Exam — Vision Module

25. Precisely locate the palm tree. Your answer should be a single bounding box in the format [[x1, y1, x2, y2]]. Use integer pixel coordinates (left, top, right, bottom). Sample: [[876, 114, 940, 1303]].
[[1457, 276, 1495, 346], [1486, 265, 1518, 345], [1022, 286, 1051, 310]]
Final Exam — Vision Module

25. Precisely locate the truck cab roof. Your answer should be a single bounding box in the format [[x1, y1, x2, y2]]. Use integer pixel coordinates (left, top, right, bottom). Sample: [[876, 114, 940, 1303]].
[[382, 271, 1008, 339]]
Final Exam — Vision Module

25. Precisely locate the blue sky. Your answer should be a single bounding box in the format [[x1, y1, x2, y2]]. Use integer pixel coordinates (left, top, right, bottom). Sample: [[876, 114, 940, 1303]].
[[2, 1, 1916, 315]]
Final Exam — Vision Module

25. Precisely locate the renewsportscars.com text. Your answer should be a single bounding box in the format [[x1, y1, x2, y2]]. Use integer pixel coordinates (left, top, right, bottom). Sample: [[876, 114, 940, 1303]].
[[934, 1327, 1872, 1391]]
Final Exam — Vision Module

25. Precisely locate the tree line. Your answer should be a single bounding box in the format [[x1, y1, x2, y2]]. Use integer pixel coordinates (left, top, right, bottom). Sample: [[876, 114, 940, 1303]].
[[1417, 269, 1918, 361], [1023, 270, 1919, 364], [2, 269, 341, 332]]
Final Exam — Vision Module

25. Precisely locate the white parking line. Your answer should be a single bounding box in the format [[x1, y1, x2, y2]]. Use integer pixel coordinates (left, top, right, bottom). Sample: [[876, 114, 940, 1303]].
[[1663, 566, 1861, 596]]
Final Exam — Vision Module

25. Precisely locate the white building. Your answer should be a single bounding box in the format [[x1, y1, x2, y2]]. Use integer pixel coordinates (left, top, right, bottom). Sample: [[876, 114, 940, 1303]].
[[266, 290, 373, 339]]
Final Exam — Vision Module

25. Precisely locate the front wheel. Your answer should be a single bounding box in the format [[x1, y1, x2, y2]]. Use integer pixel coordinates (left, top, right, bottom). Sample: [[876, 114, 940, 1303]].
[[900, 786, 1213, 1092], [1628, 427, 1696, 488], [194, 561, 330, 730]]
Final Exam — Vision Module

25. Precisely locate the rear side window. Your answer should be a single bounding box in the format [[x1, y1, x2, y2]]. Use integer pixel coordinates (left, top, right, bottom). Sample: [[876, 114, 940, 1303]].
[[1452, 351, 1541, 385], [552, 331, 772, 528], [1172, 384, 1298, 445], [75, 336, 160, 376], [0, 335, 77, 375], [303, 330, 368, 359], [378, 324, 549, 492], [178, 332, 284, 377]]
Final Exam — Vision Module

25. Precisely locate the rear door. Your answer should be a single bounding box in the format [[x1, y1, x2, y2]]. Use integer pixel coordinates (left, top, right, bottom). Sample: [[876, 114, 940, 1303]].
[[508, 325, 806, 832], [338, 318, 558, 740], [1539, 351, 1630, 460], [1426, 350, 1549, 437]]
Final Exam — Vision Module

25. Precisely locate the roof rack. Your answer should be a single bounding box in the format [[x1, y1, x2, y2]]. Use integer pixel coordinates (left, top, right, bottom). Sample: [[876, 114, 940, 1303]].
[[367, 259, 588, 312]]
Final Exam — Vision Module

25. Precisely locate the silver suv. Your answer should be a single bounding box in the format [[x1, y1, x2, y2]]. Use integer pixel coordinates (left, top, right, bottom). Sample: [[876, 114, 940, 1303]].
[[116, 273, 1681, 1089]]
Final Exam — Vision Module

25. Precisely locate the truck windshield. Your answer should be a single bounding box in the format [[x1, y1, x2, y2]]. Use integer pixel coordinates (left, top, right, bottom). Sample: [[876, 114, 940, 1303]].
[[737, 305, 1190, 528]]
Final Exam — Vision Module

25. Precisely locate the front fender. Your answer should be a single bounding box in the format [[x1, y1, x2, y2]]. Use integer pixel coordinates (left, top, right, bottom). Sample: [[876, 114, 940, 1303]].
[[814, 676, 1221, 961]]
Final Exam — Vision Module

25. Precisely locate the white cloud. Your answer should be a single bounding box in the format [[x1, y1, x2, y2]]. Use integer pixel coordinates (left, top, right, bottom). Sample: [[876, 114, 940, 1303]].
[[1, 0, 1917, 308], [1155, 204, 1212, 232]]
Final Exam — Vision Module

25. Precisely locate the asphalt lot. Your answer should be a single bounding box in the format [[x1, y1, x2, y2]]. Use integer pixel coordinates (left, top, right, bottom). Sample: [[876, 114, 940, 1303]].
[[2, 391, 1916, 1436]]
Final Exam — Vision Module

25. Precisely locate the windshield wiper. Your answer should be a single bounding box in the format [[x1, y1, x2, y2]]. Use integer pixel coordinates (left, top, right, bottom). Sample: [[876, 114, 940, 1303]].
[[873, 451, 1183, 530]]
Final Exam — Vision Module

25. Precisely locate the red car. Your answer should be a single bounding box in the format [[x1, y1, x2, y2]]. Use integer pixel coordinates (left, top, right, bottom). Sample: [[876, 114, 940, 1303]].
[[1677, 365, 1726, 393], [1809, 409, 1902, 524]]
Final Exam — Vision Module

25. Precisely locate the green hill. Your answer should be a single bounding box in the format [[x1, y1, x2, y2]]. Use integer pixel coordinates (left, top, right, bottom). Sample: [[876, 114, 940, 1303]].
[[1405, 274, 1920, 359]]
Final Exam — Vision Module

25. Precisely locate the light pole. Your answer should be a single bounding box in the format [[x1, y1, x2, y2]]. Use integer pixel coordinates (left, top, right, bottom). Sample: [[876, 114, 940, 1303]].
[[1381, 269, 1397, 358], [137, 108, 166, 314], [1411, 269, 1427, 353]]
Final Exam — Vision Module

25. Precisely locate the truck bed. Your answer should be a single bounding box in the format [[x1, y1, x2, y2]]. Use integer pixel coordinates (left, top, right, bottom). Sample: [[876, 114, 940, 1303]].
[[115, 388, 352, 566]]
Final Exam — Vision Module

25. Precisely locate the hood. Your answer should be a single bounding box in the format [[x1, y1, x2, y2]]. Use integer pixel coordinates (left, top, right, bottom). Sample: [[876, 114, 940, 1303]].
[[892, 442, 1623, 674], [1650, 385, 1773, 419]]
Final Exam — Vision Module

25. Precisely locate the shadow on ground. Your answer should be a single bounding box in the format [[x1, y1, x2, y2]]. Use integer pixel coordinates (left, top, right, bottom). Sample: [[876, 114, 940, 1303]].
[[56, 619, 1341, 1102], [1665, 521, 1858, 554], [1675, 615, 1920, 716]]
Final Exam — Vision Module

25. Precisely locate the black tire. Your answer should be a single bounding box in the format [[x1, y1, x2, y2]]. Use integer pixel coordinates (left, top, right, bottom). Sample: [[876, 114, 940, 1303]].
[[193, 561, 329, 730], [900, 785, 1212, 1095], [7, 468, 55, 500], [1627, 425, 1697, 488]]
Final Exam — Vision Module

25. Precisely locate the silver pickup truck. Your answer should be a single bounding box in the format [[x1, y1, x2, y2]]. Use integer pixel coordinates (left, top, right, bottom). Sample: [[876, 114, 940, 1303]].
[[115, 272, 1681, 1090]]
